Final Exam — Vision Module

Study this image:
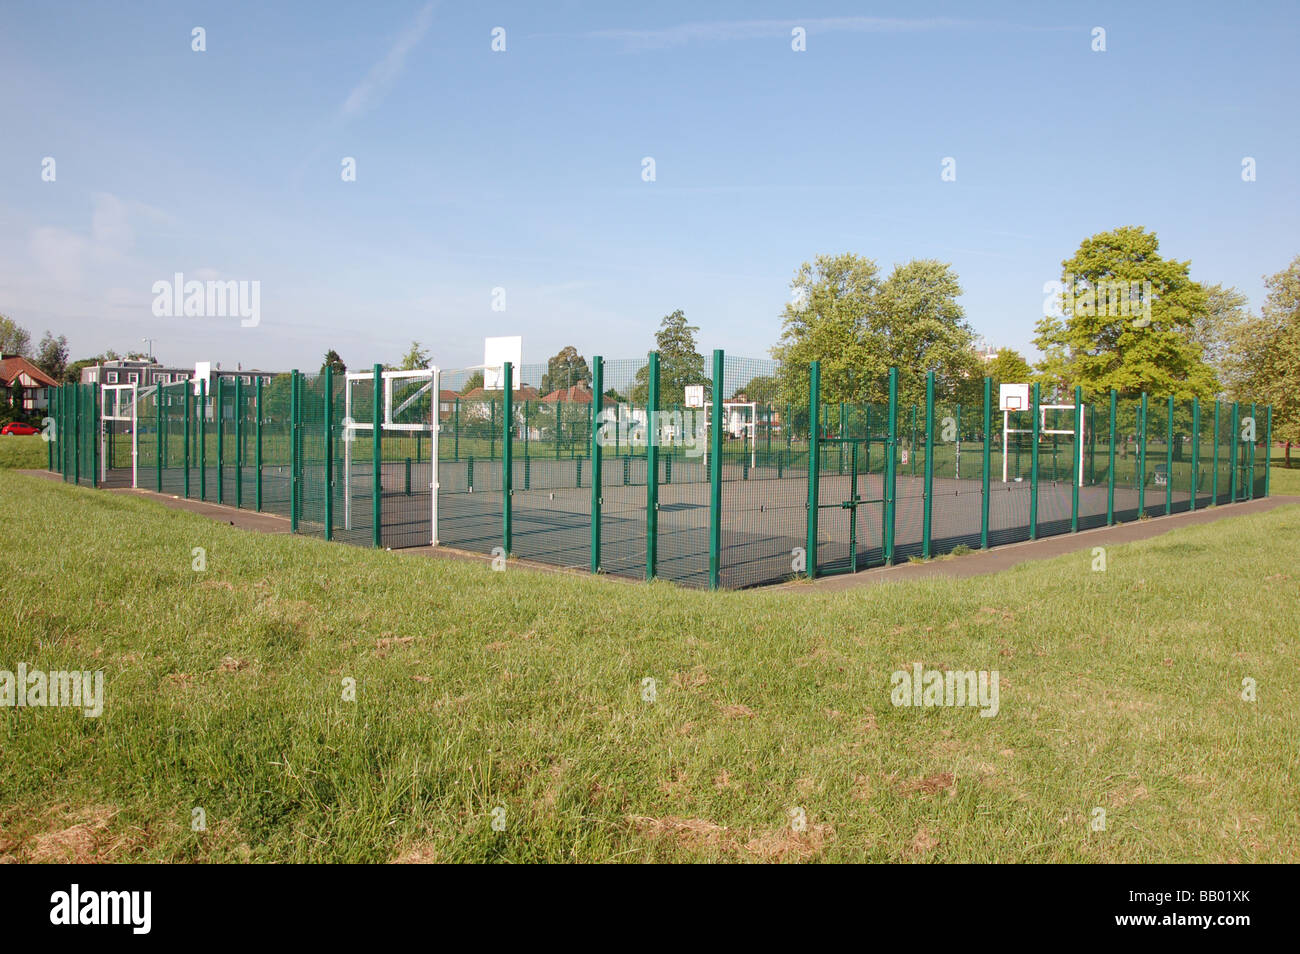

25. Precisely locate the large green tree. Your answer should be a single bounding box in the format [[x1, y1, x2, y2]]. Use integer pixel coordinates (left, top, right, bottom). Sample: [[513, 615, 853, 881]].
[[321, 349, 347, 375], [539, 345, 591, 395], [35, 332, 69, 379], [984, 348, 1035, 390], [630, 310, 708, 405], [0, 314, 32, 357], [1034, 227, 1216, 399], [1221, 256, 1300, 465], [771, 253, 977, 407]]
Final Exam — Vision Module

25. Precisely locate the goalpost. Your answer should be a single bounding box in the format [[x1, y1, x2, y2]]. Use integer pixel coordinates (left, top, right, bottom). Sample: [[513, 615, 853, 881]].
[[100, 383, 139, 487], [1000, 383, 1084, 486], [342, 367, 440, 544]]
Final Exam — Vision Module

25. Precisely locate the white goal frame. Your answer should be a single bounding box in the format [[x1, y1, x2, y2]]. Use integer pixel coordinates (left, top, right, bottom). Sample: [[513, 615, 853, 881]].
[[100, 383, 140, 487], [703, 401, 758, 470], [1002, 398, 1085, 486], [342, 367, 441, 544]]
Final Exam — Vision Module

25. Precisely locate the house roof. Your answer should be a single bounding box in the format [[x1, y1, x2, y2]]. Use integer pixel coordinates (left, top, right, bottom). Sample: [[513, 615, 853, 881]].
[[460, 385, 541, 402], [0, 356, 59, 389], [540, 384, 594, 404]]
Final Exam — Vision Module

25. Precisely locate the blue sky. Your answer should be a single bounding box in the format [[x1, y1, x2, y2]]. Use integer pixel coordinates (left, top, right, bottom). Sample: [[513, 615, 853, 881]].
[[1, 0, 1297, 374]]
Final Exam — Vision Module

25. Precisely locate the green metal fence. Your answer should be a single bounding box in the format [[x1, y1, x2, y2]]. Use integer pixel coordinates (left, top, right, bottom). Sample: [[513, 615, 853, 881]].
[[46, 362, 1274, 589]]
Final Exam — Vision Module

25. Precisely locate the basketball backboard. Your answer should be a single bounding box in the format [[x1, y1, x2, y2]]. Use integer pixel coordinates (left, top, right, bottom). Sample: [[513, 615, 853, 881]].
[[999, 382, 1030, 412], [483, 336, 522, 390]]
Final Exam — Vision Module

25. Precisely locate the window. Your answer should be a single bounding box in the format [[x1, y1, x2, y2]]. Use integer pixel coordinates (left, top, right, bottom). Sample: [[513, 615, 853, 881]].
[[107, 372, 118, 383], [242, 375, 251, 385], [128, 372, 138, 384]]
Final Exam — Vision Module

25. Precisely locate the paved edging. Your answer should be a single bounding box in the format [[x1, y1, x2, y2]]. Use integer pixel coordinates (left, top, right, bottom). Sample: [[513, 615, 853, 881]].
[[784, 495, 1300, 592]]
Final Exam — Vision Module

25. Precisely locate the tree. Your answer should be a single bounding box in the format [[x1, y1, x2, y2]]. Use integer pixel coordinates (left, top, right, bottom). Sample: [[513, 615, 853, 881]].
[[460, 371, 484, 394], [771, 253, 976, 408], [1221, 256, 1300, 466], [630, 310, 708, 405], [64, 357, 102, 384], [321, 350, 347, 375], [398, 341, 430, 371], [35, 332, 69, 380], [984, 348, 1035, 389], [0, 314, 32, 357], [1033, 227, 1217, 399], [539, 346, 591, 395]]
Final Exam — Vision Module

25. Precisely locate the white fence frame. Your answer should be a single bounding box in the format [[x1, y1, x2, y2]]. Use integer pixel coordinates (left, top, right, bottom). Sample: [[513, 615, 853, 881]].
[[100, 383, 140, 488]]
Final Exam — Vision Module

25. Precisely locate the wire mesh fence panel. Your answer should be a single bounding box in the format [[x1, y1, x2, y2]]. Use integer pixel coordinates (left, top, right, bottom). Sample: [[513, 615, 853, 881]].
[[891, 399, 927, 561], [928, 402, 985, 553], [332, 371, 377, 547], [256, 374, 293, 517], [720, 356, 809, 589], [379, 371, 434, 549], [435, 368, 499, 555], [1142, 398, 1168, 517], [294, 373, 328, 539], [1033, 403, 1077, 538], [160, 382, 187, 496], [1078, 401, 1110, 530], [1169, 399, 1195, 514], [1216, 405, 1234, 505], [595, 358, 649, 579], [508, 361, 593, 568], [1111, 398, 1143, 521]]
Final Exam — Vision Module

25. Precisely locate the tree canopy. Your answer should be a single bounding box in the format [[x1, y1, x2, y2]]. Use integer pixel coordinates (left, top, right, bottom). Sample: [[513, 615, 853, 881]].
[[1033, 227, 1216, 399], [630, 310, 709, 405], [770, 253, 977, 408], [539, 345, 591, 395]]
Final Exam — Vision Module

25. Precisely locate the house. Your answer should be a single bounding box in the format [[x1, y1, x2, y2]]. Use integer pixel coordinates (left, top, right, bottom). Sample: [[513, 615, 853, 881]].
[[0, 355, 60, 414]]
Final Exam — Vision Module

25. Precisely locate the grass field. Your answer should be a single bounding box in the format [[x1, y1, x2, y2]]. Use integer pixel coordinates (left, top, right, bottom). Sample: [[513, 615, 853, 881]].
[[0, 434, 49, 470], [1, 470, 1298, 863]]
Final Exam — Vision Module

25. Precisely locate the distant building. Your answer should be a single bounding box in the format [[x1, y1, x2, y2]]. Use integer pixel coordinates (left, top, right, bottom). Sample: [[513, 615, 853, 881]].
[[0, 355, 59, 413], [81, 359, 276, 390]]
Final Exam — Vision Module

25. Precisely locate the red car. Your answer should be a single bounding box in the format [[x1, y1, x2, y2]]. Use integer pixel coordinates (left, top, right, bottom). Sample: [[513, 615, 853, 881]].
[[1, 422, 40, 436]]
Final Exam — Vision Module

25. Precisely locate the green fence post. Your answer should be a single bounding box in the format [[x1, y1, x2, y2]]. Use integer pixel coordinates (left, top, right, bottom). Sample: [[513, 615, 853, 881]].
[[289, 371, 299, 531], [1107, 390, 1117, 524], [1071, 385, 1082, 532], [155, 381, 163, 492], [645, 352, 660, 580], [255, 377, 263, 511], [1165, 394, 1174, 515], [980, 377, 992, 549], [1242, 402, 1253, 501], [1211, 400, 1221, 505], [708, 350, 725, 589], [216, 376, 227, 504], [502, 362, 513, 555], [1228, 402, 1239, 503], [590, 356, 604, 574], [324, 367, 333, 541], [884, 367, 899, 564], [1137, 393, 1147, 515], [372, 364, 383, 548], [1265, 404, 1272, 497], [1190, 397, 1200, 512], [922, 370, 935, 559], [806, 361, 821, 580], [235, 378, 243, 509], [183, 383, 191, 499], [1030, 382, 1040, 539], [199, 379, 208, 501], [454, 398, 460, 459]]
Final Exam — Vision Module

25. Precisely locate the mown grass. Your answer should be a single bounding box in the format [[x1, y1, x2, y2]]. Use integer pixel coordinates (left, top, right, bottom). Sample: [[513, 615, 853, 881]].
[[0, 435, 49, 470], [1, 471, 1297, 863]]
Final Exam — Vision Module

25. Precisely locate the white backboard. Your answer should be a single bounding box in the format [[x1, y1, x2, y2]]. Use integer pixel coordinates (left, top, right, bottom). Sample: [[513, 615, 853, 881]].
[[483, 336, 522, 390], [193, 361, 212, 395], [999, 382, 1030, 412], [684, 385, 705, 408]]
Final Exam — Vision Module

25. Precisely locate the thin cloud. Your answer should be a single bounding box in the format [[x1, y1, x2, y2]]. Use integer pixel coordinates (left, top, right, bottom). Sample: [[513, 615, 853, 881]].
[[583, 16, 1071, 50], [338, 1, 436, 119]]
